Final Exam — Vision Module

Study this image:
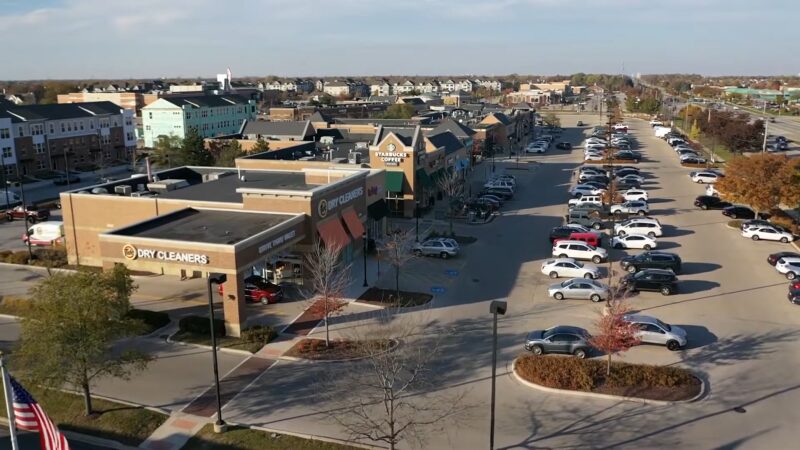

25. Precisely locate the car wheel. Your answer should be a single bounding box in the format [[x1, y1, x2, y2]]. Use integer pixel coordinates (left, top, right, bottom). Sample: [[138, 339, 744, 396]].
[[781, 237, 789, 243], [573, 348, 587, 359], [590, 294, 602, 302], [647, 232, 656, 238], [414, 249, 423, 256], [786, 272, 797, 280], [5, 214, 12, 222], [627, 265, 637, 273], [558, 253, 568, 259], [614, 243, 623, 249], [584, 273, 595, 279], [531, 345, 544, 355], [549, 271, 559, 279], [260, 297, 270, 305], [701, 204, 708, 210], [440, 252, 449, 259], [28, 217, 36, 224], [592, 255, 602, 264], [553, 292, 564, 300], [618, 230, 626, 236], [666, 340, 681, 351], [660, 286, 672, 296], [643, 244, 652, 250], [731, 214, 737, 219], [614, 210, 622, 216], [638, 210, 646, 216], [592, 222, 602, 230], [751, 235, 759, 241]]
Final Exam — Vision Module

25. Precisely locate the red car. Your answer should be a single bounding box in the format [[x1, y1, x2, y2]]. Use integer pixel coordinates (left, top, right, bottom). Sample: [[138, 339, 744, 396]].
[[218, 275, 283, 304], [5, 205, 50, 223]]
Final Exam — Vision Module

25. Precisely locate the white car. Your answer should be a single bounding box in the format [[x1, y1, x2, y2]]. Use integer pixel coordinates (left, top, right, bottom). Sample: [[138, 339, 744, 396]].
[[691, 171, 721, 184], [776, 257, 800, 279], [584, 153, 604, 161], [540, 258, 601, 279], [614, 221, 663, 238], [526, 145, 547, 154], [578, 167, 607, 177], [611, 233, 658, 250], [570, 184, 606, 197], [622, 189, 648, 202], [617, 174, 644, 184], [552, 240, 608, 264], [741, 226, 794, 243], [610, 200, 649, 216], [488, 176, 516, 187]]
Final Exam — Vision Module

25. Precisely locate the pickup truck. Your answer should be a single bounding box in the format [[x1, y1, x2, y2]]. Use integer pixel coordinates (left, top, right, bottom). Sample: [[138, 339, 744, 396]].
[[5, 205, 50, 223]]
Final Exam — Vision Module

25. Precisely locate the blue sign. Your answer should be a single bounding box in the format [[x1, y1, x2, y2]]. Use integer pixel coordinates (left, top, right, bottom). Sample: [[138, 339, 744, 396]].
[[431, 286, 446, 294], [445, 269, 459, 277]]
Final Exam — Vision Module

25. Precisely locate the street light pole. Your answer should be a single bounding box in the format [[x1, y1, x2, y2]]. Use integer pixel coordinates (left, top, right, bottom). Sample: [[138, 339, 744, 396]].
[[362, 230, 368, 287], [207, 273, 228, 434], [488, 300, 507, 450]]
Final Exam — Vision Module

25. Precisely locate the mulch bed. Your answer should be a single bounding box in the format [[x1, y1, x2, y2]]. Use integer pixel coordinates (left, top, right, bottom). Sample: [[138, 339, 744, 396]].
[[515, 355, 702, 402], [356, 287, 433, 307], [285, 338, 395, 361]]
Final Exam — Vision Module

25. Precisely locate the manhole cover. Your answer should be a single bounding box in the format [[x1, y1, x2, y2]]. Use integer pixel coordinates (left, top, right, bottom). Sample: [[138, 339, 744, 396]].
[[733, 407, 746, 413]]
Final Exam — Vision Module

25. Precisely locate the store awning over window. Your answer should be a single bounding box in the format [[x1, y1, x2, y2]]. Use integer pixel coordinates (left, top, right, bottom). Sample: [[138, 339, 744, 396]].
[[415, 168, 433, 188], [341, 207, 365, 239], [385, 171, 404, 192], [317, 217, 351, 249]]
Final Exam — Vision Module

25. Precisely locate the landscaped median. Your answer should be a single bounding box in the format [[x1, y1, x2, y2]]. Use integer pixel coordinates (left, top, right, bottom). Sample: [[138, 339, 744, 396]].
[[284, 337, 397, 361], [182, 424, 361, 450], [170, 315, 277, 353], [513, 355, 703, 403], [0, 387, 166, 446]]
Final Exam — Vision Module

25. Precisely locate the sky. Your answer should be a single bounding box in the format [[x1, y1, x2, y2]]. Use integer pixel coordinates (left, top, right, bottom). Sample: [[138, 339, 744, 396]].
[[1, 0, 797, 80]]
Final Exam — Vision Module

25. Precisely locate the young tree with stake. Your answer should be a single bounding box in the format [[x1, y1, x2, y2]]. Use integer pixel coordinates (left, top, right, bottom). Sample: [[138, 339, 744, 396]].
[[378, 230, 416, 303], [436, 170, 464, 235], [304, 241, 351, 348]]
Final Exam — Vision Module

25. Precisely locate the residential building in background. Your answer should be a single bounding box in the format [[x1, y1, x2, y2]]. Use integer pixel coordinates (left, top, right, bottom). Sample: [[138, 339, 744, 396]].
[[0, 102, 136, 175], [58, 91, 146, 113], [141, 94, 256, 147]]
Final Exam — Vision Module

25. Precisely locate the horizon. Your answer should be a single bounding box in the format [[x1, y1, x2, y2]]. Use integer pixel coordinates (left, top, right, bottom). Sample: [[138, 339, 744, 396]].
[[2, 0, 797, 80]]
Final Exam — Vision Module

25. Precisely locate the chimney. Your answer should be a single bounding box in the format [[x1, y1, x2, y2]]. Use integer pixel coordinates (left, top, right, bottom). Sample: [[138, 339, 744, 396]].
[[145, 157, 153, 182]]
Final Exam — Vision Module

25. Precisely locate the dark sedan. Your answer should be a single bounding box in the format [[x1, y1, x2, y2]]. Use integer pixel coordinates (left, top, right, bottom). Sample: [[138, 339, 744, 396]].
[[694, 195, 732, 210], [614, 151, 641, 162], [523, 326, 591, 358], [722, 206, 759, 220], [621, 269, 678, 296], [768, 251, 800, 266], [788, 291, 800, 305], [614, 179, 641, 190], [620, 251, 682, 274]]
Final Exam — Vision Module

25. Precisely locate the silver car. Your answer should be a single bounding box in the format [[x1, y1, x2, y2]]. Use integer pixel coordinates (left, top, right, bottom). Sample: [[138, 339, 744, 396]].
[[412, 239, 459, 259], [548, 278, 609, 302], [623, 314, 688, 351]]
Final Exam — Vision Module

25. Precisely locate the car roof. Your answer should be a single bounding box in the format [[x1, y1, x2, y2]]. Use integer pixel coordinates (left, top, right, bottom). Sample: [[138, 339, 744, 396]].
[[546, 325, 588, 335], [639, 268, 676, 275], [556, 240, 593, 246], [545, 257, 578, 264]]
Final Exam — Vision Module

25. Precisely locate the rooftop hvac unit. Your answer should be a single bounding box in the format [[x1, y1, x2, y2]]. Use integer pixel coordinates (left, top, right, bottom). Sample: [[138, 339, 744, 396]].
[[136, 184, 145, 192], [348, 152, 362, 164], [91, 187, 109, 195], [131, 191, 158, 198], [114, 185, 132, 196], [202, 171, 234, 182], [147, 179, 189, 193]]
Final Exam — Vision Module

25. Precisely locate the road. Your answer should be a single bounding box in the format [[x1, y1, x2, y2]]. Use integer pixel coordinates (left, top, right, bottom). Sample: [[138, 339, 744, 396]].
[[215, 115, 800, 449]]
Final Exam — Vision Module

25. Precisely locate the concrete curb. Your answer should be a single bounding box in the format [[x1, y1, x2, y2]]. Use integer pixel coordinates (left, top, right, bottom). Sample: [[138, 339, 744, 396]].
[[165, 329, 256, 357], [0, 417, 141, 450], [55, 387, 172, 416], [510, 357, 707, 406], [224, 419, 388, 450]]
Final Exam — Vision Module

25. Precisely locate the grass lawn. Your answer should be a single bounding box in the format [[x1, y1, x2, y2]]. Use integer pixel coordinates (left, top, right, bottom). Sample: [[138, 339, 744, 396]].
[[172, 330, 265, 353], [0, 387, 166, 446], [182, 424, 360, 450]]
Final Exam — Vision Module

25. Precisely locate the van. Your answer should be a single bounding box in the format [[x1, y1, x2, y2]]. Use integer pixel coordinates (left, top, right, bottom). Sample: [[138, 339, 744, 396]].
[[22, 221, 65, 246]]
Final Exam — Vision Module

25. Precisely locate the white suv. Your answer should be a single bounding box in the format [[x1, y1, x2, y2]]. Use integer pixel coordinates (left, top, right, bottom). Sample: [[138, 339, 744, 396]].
[[622, 189, 648, 202], [614, 218, 663, 237], [568, 195, 603, 207], [552, 240, 608, 264], [691, 171, 721, 184], [610, 200, 649, 216]]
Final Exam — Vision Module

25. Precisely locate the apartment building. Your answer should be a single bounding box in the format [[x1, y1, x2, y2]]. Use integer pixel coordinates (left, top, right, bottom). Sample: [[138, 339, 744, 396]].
[[0, 102, 136, 176], [141, 94, 257, 147], [58, 91, 146, 113]]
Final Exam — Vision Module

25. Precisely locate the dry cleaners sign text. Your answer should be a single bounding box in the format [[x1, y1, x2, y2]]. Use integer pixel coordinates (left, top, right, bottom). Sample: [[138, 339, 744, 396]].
[[318, 187, 363, 217], [123, 244, 209, 265]]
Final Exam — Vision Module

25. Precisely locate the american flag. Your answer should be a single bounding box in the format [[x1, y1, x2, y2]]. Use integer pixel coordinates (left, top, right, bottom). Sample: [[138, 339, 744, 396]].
[[10, 377, 71, 450]]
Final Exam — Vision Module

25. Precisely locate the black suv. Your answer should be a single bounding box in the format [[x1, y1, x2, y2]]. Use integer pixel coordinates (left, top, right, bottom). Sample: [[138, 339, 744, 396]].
[[694, 195, 731, 210], [722, 205, 758, 219], [549, 226, 575, 243], [620, 269, 678, 296], [620, 251, 682, 274]]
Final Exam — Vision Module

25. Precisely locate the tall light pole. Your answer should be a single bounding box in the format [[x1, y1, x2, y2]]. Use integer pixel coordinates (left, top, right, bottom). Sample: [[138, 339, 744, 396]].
[[362, 230, 368, 287], [17, 180, 33, 263], [488, 300, 507, 450], [207, 272, 228, 434]]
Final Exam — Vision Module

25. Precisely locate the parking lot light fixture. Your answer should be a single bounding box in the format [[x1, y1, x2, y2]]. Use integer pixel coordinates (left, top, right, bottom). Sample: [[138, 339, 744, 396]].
[[207, 272, 228, 433], [489, 300, 507, 450]]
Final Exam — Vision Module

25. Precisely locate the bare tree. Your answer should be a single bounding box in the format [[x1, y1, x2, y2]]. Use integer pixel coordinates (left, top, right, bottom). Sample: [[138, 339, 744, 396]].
[[325, 316, 468, 450], [378, 230, 416, 301], [304, 241, 352, 348], [436, 170, 464, 235]]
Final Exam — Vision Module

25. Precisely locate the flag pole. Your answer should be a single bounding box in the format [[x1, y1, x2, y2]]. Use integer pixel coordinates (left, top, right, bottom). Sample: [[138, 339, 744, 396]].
[[0, 352, 20, 450]]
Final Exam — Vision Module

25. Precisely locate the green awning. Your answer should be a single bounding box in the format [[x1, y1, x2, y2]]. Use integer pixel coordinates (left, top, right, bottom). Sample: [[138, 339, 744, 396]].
[[415, 168, 433, 188], [385, 171, 404, 192]]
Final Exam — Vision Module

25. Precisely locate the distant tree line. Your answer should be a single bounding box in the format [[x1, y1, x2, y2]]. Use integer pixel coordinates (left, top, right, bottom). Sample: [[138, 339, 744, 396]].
[[149, 127, 265, 168]]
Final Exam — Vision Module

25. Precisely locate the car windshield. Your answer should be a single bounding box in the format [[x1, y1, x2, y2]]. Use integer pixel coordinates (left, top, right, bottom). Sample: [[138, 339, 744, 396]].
[[655, 319, 672, 332]]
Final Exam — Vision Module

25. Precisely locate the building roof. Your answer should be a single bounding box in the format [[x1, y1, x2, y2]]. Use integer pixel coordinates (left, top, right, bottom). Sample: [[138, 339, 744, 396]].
[[431, 117, 476, 138], [487, 112, 512, 126], [242, 120, 311, 138], [308, 111, 332, 123], [513, 102, 533, 110], [374, 126, 419, 147], [1, 101, 122, 121], [155, 94, 250, 109], [426, 131, 464, 156], [109, 208, 297, 245]]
